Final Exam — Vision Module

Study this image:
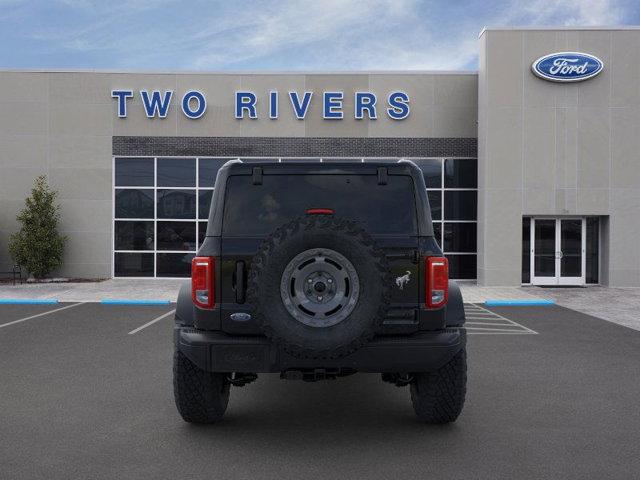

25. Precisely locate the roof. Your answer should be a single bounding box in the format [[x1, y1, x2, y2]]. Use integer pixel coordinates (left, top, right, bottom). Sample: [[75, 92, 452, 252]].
[[479, 25, 640, 38]]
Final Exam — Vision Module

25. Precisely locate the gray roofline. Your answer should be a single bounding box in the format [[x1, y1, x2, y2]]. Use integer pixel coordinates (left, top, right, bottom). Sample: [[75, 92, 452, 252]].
[[479, 25, 640, 38], [0, 67, 478, 75]]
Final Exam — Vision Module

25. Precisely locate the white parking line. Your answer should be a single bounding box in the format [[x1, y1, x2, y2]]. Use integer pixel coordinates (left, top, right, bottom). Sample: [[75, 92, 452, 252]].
[[467, 330, 538, 335], [128, 309, 175, 335], [463, 303, 539, 335], [466, 321, 520, 326], [0, 302, 83, 329]]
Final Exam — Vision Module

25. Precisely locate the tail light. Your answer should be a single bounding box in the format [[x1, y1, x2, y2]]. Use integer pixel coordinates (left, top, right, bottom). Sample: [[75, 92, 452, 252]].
[[306, 208, 334, 215], [425, 256, 448, 309], [191, 256, 215, 309]]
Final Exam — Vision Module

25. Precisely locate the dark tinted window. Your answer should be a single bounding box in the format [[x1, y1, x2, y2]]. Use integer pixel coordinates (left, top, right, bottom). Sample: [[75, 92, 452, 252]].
[[433, 222, 442, 247], [522, 218, 531, 283], [199, 158, 230, 187], [223, 174, 417, 235], [114, 221, 154, 250], [427, 191, 441, 220], [114, 252, 154, 277], [198, 190, 213, 219], [446, 254, 476, 279], [157, 221, 196, 251], [443, 223, 477, 252], [198, 222, 207, 247], [115, 158, 153, 186], [157, 189, 196, 219], [156, 253, 194, 277], [157, 158, 196, 187], [444, 159, 477, 188], [412, 159, 441, 188], [444, 191, 477, 220], [115, 189, 154, 218], [586, 217, 599, 284]]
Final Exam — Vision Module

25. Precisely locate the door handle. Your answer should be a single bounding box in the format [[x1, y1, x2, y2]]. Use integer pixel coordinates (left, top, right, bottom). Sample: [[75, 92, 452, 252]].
[[235, 261, 246, 304], [555, 251, 563, 259]]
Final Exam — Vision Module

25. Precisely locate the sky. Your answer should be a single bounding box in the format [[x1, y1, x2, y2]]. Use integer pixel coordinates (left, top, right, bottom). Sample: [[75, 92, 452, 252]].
[[0, 0, 638, 71]]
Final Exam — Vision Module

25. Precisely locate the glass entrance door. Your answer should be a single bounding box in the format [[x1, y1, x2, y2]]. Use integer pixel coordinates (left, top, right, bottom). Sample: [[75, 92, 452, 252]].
[[531, 218, 586, 286]]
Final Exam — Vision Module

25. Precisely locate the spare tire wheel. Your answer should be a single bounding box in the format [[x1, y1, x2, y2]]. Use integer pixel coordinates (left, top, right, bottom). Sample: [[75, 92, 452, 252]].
[[247, 215, 390, 359]]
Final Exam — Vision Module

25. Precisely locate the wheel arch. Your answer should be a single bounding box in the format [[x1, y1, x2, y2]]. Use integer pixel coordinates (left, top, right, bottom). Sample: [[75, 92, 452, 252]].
[[444, 280, 465, 327], [175, 281, 195, 327]]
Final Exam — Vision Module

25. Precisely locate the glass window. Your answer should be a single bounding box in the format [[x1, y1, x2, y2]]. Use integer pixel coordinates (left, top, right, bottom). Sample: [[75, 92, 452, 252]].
[[115, 189, 154, 219], [157, 221, 197, 251], [157, 158, 196, 187], [223, 174, 417, 236], [199, 158, 231, 187], [433, 222, 442, 247], [199, 190, 213, 220], [586, 217, 599, 284], [156, 253, 194, 277], [443, 223, 476, 252], [446, 254, 477, 280], [522, 218, 531, 283], [198, 221, 207, 247], [444, 191, 477, 220], [114, 252, 154, 277], [115, 158, 153, 186], [157, 189, 196, 219], [113, 157, 479, 279], [114, 221, 154, 250], [412, 159, 441, 188], [427, 191, 441, 220], [444, 159, 477, 188]]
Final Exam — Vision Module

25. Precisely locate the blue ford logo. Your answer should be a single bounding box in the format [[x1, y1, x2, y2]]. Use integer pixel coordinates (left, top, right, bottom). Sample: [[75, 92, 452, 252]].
[[532, 52, 603, 82]]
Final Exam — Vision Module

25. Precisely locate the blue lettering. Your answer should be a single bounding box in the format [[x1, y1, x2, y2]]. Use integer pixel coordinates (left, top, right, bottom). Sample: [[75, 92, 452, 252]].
[[269, 91, 278, 119], [111, 90, 133, 118], [235, 91, 257, 119], [355, 92, 377, 120], [289, 91, 313, 119], [181, 90, 206, 119], [323, 92, 343, 119], [387, 91, 410, 120], [140, 90, 173, 118]]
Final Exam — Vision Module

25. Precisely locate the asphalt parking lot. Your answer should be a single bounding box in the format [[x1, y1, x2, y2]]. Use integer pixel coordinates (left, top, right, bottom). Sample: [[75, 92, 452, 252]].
[[1, 302, 639, 480]]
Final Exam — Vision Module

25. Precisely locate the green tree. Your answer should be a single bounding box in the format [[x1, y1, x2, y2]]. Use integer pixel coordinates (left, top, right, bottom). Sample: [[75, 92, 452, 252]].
[[8, 175, 67, 279]]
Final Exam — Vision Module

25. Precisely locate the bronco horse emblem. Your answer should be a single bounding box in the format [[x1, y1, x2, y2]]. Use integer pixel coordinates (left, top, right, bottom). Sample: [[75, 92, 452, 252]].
[[395, 270, 411, 290]]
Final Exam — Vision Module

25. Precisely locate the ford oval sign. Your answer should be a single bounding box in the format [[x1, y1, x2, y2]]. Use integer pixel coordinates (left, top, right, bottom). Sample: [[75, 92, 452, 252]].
[[532, 52, 604, 83]]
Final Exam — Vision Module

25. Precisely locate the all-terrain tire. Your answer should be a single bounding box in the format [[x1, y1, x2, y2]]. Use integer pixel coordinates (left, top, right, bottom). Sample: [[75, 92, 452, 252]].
[[247, 215, 391, 360], [410, 348, 467, 424], [173, 350, 230, 424]]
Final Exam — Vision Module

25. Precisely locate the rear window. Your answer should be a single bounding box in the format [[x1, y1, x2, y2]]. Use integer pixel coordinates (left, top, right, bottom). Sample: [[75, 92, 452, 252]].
[[222, 174, 417, 235]]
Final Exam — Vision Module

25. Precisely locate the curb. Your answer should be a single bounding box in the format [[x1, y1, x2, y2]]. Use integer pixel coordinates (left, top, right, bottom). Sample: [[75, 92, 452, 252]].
[[0, 298, 59, 305], [485, 299, 555, 306], [100, 299, 172, 305]]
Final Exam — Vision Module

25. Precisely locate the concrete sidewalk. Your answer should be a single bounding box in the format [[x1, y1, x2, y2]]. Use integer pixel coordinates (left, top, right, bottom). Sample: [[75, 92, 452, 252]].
[[0, 279, 186, 302]]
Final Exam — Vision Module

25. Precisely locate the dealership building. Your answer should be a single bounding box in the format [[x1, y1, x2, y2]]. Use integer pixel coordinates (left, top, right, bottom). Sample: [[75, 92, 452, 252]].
[[1, 26, 639, 286]]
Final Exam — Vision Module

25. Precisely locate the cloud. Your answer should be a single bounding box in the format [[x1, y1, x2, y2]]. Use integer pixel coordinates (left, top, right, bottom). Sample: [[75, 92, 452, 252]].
[[3, 0, 634, 70], [508, 0, 624, 26]]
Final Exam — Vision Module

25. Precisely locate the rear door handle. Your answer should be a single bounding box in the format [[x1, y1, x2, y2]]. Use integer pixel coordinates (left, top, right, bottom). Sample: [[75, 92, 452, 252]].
[[235, 261, 246, 304]]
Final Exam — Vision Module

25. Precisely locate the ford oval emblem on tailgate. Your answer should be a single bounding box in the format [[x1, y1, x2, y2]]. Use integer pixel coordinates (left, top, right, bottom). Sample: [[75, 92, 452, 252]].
[[532, 52, 603, 83], [230, 312, 252, 322]]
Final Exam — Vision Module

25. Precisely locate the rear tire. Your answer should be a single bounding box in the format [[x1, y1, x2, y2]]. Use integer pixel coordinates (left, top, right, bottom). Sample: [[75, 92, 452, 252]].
[[173, 350, 230, 424], [410, 348, 467, 424]]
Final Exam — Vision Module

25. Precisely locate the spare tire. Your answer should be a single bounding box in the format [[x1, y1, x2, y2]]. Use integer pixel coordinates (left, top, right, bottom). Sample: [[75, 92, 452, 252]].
[[247, 215, 390, 359]]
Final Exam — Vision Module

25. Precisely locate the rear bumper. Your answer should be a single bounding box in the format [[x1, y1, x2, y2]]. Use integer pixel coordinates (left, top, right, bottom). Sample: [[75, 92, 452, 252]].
[[175, 327, 466, 374]]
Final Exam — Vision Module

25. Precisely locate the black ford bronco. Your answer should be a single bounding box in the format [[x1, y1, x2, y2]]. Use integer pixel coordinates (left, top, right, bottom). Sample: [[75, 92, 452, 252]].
[[173, 159, 467, 424]]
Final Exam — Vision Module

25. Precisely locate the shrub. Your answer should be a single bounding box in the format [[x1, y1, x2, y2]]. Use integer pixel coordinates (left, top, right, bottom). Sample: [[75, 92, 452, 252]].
[[8, 175, 67, 279]]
